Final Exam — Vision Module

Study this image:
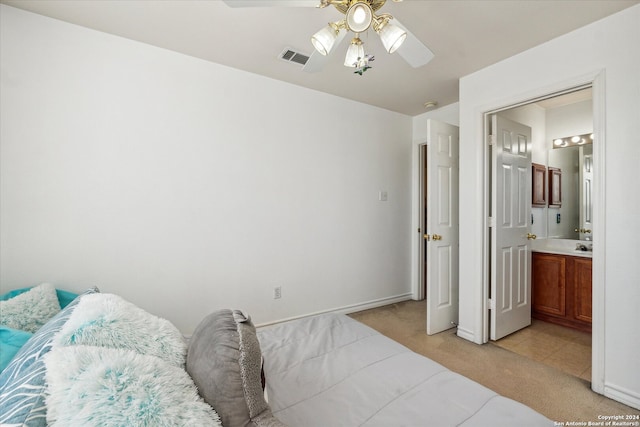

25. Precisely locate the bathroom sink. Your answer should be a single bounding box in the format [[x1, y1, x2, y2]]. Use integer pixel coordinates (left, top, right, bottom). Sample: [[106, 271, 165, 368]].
[[575, 243, 593, 252], [531, 238, 593, 258]]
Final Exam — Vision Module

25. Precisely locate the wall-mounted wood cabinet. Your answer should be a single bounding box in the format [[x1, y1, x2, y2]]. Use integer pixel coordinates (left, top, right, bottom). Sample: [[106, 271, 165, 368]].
[[532, 252, 591, 333], [532, 163, 546, 207], [548, 167, 562, 208]]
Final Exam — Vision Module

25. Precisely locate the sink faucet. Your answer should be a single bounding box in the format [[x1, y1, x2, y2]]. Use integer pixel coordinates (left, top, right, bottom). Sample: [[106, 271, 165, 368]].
[[575, 243, 593, 252]]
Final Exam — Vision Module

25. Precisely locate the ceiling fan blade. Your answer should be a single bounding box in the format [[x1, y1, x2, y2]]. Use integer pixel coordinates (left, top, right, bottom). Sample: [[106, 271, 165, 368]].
[[393, 19, 434, 68], [223, 0, 319, 7], [302, 30, 347, 73], [302, 50, 330, 73]]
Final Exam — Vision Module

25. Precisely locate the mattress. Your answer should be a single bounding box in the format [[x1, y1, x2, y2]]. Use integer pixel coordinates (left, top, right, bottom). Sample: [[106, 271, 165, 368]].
[[257, 313, 552, 426]]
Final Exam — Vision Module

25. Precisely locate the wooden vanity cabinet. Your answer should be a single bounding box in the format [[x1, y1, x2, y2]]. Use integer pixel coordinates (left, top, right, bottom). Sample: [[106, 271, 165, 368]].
[[532, 252, 592, 333]]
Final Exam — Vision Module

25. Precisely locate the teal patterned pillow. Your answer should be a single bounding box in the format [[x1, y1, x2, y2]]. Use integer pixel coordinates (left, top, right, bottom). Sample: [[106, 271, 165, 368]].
[[0, 287, 99, 426]]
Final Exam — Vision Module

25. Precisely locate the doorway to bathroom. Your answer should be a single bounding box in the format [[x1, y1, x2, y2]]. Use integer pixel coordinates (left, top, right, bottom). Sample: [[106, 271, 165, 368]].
[[486, 85, 595, 381]]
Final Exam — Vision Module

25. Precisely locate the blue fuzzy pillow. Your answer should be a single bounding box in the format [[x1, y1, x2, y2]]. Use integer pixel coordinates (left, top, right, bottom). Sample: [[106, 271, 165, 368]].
[[0, 286, 78, 309], [0, 287, 99, 427], [0, 283, 61, 333], [0, 285, 80, 373]]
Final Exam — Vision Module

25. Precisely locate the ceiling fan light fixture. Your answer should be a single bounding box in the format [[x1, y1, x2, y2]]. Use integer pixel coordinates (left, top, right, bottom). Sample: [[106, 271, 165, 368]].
[[344, 37, 364, 67], [311, 22, 341, 55], [377, 19, 407, 53], [346, 2, 373, 33]]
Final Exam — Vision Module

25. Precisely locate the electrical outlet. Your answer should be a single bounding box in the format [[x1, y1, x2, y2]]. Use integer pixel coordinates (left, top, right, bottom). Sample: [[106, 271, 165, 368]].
[[273, 286, 282, 300]]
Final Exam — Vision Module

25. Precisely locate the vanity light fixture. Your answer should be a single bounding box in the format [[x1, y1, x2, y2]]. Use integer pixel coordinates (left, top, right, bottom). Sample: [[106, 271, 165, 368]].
[[552, 132, 594, 149]]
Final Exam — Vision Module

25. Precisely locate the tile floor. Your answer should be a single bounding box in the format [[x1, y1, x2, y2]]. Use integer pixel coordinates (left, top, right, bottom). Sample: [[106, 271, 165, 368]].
[[492, 319, 592, 381]]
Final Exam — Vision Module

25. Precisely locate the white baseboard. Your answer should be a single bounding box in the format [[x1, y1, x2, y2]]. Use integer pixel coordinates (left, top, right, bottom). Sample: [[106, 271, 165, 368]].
[[605, 383, 640, 410], [256, 293, 414, 329]]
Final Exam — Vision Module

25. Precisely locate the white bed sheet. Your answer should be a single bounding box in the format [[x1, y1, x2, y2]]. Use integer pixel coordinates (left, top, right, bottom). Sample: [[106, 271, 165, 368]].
[[257, 313, 552, 426]]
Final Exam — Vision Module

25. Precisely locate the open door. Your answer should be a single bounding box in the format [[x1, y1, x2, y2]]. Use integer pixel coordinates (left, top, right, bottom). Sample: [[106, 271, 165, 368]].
[[579, 146, 593, 241], [490, 115, 534, 340], [425, 119, 459, 335]]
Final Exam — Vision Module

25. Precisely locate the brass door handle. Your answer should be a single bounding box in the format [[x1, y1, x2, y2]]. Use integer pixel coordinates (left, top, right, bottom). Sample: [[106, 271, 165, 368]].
[[432, 234, 442, 241], [527, 233, 537, 240], [423, 234, 431, 241]]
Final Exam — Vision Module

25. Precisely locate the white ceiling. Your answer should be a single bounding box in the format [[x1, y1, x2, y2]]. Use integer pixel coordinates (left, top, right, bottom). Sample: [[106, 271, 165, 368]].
[[2, 0, 638, 116]]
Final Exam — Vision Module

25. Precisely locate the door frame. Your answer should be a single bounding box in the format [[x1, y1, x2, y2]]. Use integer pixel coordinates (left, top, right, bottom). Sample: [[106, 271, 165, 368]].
[[411, 140, 428, 301], [481, 70, 606, 394]]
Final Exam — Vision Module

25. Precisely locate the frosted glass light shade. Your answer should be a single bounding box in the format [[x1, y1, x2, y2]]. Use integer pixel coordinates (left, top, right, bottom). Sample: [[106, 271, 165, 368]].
[[311, 24, 339, 55], [378, 21, 407, 53], [344, 38, 364, 67], [346, 2, 373, 33]]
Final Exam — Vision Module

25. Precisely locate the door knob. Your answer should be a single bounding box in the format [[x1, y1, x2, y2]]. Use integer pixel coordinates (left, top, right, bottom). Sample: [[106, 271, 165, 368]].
[[423, 234, 431, 241], [432, 234, 442, 241], [527, 233, 537, 240]]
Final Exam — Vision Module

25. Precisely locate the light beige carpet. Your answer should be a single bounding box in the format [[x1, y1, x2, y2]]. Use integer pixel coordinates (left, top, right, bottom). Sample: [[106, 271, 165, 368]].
[[349, 300, 639, 423]]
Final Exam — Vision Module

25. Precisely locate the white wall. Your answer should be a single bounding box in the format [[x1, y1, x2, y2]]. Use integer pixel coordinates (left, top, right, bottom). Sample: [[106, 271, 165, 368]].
[[412, 102, 460, 141], [546, 100, 592, 140], [458, 4, 640, 408], [0, 5, 413, 333]]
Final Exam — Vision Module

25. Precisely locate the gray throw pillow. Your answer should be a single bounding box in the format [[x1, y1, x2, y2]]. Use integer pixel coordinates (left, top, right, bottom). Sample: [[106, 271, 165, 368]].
[[186, 309, 286, 427]]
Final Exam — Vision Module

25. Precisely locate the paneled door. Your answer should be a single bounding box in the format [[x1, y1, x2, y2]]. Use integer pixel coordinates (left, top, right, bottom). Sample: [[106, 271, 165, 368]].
[[579, 146, 593, 241], [426, 119, 459, 335], [490, 115, 533, 340]]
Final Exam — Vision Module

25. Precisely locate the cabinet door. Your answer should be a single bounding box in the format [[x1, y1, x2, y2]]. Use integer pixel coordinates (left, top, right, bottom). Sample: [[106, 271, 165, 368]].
[[532, 163, 546, 206], [532, 253, 566, 316], [573, 257, 592, 323], [548, 167, 562, 208]]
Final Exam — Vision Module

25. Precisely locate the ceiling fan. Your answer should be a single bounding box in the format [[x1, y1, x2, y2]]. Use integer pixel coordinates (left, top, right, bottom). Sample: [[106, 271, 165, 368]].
[[222, 0, 434, 74]]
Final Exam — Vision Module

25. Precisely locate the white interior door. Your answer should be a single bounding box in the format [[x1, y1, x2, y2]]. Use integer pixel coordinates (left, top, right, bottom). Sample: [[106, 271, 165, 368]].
[[579, 146, 593, 241], [490, 115, 533, 340], [426, 119, 459, 335]]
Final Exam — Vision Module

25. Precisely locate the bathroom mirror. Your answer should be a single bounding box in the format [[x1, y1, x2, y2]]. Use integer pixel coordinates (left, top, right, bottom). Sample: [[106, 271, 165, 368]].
[[547, 140, 593, 240]]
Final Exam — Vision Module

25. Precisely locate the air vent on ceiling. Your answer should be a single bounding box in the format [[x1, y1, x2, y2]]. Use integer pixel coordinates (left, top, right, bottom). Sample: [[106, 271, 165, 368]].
[[279, 48, 310, 67]]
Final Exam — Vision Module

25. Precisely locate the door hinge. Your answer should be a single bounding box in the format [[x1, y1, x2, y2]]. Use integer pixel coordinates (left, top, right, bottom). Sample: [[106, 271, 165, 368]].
[[488, 298, 496, 310], [487, 217, 495, 228], [488, 135, 496, 146]]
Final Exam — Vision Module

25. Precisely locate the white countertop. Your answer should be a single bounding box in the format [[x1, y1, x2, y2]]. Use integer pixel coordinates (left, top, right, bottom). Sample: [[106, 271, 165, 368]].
[[531, 238, 593, 258]]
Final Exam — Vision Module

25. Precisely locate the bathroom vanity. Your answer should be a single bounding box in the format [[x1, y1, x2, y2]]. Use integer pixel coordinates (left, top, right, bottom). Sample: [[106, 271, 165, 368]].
[[531, 239, 592, 333]]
